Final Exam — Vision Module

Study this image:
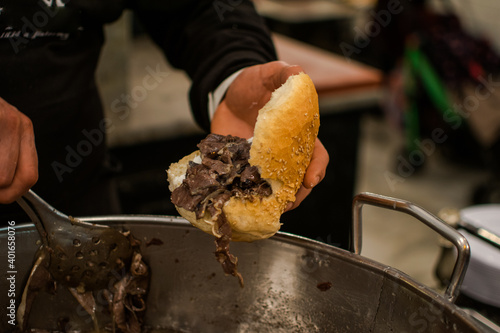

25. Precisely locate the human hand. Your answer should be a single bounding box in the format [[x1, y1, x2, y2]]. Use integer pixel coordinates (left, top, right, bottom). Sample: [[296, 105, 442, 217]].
[[0, 97, 38, 203], [211, 61, 329, 211]]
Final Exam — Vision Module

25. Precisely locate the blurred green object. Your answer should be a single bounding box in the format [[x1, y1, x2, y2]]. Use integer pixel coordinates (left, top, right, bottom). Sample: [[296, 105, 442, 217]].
[[403, 38, 458, 152]]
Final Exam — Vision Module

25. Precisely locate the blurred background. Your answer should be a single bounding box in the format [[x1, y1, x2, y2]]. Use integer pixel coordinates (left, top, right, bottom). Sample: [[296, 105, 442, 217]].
[[95, 0, 500, 323]]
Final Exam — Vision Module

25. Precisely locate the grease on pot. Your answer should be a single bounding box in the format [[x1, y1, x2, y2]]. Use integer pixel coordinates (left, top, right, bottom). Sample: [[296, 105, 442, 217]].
[[146, 238, 164, 247], [316, 281, 332, 291]]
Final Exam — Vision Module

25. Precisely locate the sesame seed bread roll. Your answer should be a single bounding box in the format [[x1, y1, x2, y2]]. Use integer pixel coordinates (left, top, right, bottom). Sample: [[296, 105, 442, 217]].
[[167, 72, 320, 242]]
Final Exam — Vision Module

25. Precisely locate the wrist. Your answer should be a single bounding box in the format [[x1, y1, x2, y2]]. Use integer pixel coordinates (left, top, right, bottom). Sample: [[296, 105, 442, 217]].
[[207, 68, 245, 121]]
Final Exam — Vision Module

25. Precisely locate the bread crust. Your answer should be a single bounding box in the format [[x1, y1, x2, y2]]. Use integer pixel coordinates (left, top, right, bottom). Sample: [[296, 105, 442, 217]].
[[167, 73, 319, 242]]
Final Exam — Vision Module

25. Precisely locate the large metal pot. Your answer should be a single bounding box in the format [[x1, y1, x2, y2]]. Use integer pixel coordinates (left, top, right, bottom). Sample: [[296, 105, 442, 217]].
[[0, 193, 495, 332]]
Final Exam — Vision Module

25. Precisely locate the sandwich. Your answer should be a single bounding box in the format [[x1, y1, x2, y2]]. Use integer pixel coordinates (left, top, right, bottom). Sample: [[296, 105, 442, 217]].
[[167, 72, 320, 285]]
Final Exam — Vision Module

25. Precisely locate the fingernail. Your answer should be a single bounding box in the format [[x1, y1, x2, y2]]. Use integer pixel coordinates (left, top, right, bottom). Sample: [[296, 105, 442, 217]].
[[309, 176, 321, 188], [285, 202, 293, 211]]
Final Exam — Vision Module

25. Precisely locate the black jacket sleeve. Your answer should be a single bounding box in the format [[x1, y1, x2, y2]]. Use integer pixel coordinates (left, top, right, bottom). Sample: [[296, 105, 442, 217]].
[[127, 0, 278, 132]]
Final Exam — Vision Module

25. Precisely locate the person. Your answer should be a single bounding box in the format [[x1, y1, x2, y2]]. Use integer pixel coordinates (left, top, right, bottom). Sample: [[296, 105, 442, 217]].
[[0, 1, 328, 225]]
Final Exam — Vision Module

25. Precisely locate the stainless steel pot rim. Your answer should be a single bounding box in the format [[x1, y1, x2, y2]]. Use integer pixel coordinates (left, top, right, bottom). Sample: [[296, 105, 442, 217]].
[[0, 215, 467, 309], [1, 213, 494, 332]]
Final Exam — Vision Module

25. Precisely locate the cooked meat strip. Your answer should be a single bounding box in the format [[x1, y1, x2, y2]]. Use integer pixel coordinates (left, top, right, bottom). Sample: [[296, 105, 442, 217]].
[[240, 165, 261, 184], [68, 288, 99, 331], [202, 157, 232, 176], [184, 163, 220, 195], [197, 133, 227, 157], [171, 134, 272, 286], [214, 211, 244, 287], [17, 249, 54, 332], [111, 252, 149, 333]]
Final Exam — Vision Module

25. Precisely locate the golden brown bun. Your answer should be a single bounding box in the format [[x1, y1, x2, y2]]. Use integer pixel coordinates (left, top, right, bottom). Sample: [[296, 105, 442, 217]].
[[167, 73, 319, 242]]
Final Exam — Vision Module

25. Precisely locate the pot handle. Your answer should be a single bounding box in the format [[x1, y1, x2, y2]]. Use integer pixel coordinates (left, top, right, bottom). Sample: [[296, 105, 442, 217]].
[[352, 192, 470, 303]]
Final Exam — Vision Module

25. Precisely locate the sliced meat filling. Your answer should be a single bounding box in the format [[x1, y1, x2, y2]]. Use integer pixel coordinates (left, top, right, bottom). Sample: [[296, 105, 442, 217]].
[[171, 134, 272, 217], [171, 134, 272, 286]]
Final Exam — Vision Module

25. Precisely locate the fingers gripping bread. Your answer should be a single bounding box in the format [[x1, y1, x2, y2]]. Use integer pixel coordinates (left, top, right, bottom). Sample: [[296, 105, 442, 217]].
[[167, 73, 319, 242]]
